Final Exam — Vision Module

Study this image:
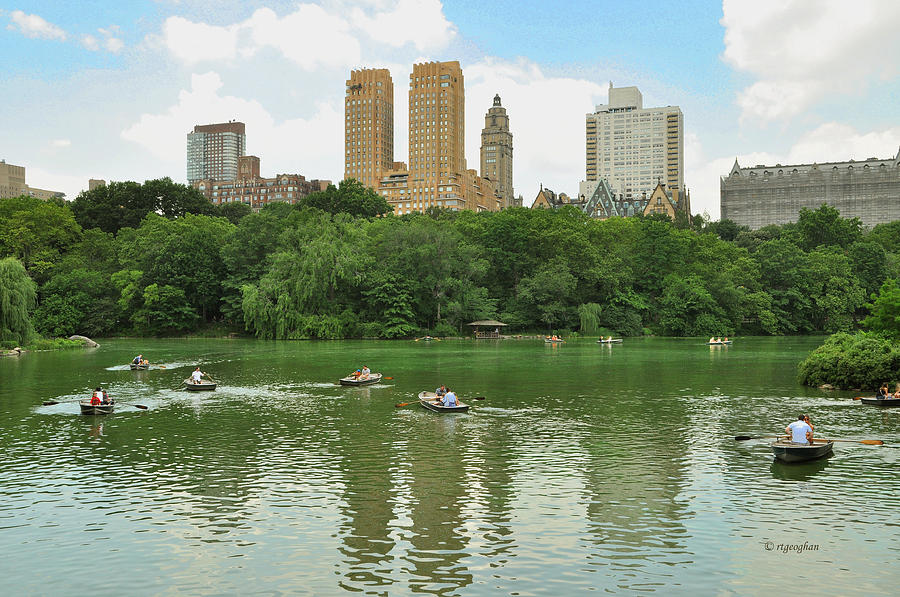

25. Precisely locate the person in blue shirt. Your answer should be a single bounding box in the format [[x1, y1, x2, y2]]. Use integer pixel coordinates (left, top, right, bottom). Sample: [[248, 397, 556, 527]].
[[441, 389, 458, 407], [435, 385, 447, 397]]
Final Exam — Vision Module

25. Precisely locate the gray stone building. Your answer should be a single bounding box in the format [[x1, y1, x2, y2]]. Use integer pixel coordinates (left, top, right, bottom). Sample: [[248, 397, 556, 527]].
[[720, 148, 900, 229], [480, 94, 514, 208]]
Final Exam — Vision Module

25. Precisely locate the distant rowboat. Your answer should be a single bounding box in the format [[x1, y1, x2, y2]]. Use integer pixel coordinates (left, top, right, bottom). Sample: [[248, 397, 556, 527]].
[[706, 341, 732, 345], [80, 399, 114, 415], [418, 391, 469, 413], [339, 373, 383, 386], [129, 363, 149, 370], [598, 338, 623, 343]]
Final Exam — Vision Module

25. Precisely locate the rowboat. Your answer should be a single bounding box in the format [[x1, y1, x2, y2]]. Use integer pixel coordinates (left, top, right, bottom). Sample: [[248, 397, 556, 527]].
[[771, 440, 833, 463], [597, 338, 623, 343], [859, 397, 900, 407], [129, 363, 149, 370], [706, 341, 732, 345], [80, 399, 115, 415], [545, 338, 565, 343], [339, 373, 383, 386], [183, 379, 217, 391], [418, 391, 469, 413]]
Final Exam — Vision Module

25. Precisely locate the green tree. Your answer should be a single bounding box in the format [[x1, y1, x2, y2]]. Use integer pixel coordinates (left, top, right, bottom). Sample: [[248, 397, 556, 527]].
[[577, 303, 603, 335], [862, 278, 900, 339], [218, 201, 252, 224], [0, 257, 37, 346], [71, 178, 215, 234], [132, 283, 199, 335], [517, 257, 577, 332], [118, 213, 234, 321], [796, 204, 862, 251], [298, 178, 392, 218], [35, 268, 119, 337], [0, 196, 82, 282]]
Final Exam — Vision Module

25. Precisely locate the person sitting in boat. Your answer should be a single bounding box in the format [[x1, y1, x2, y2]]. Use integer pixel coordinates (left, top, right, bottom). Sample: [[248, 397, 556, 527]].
[[360, 366, 370, 380], [435, 385, 447, 397], [101, 390, 111, 405], [723, 337, 728, 343], [785, 414, 813, 445], [141, 358, 149, 366], [893, 383, 900, 399], [132, 354, 143, 365], [91, 387, 104, 406], [709, 337, 715, 344], [878, 383, 890, 399], [191, 367, 205, 384], [441, 389, 458, 407], [350, 369, 361, 379]]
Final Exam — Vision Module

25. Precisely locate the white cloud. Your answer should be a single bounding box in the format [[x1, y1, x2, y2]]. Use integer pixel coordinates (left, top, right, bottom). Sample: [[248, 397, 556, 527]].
[[7, 10, 66, 40], [121, 71, 344, 182], [688, 123, 900, 220], [721, 0, 900, 123], [155, 1, 457, 71], [81, 35, 100, 51], [98, 27, 124, 53], [160, 16, 241, 63], [244, 6, 361, 70], [50, 139, 72, 148], [351, 0, 456, 51]]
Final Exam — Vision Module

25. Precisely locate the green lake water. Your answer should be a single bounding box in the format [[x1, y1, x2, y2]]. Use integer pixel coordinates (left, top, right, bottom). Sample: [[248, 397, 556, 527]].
[[1, 337, 898, 595]]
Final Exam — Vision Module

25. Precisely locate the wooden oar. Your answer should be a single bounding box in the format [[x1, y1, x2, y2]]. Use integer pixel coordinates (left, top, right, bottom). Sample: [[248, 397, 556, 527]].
[[384, 376, 394, 380], [812, 437, 884, 445], [735, 435, 783, 441]]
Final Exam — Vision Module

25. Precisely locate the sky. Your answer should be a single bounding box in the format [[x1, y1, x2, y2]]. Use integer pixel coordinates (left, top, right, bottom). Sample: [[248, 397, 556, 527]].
[[2, 0, 900, 219]]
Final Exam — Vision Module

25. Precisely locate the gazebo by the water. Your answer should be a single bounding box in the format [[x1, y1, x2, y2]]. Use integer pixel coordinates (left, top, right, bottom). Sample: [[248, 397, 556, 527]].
[[468, 320, 507, 339]]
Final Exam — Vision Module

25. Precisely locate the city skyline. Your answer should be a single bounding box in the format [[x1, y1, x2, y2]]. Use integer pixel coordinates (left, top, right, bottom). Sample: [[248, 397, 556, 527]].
[[3, 1, 900, 219]]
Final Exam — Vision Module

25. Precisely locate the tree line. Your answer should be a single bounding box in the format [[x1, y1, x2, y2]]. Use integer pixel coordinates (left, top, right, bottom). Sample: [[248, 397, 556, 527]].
[[3, 176, 900, 348]]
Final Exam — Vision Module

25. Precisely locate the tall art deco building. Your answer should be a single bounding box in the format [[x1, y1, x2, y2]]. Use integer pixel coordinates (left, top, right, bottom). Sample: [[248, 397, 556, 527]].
[[346, 61, 505, 214], [480, 94, 514, 207], [344, 68, 395, 191]]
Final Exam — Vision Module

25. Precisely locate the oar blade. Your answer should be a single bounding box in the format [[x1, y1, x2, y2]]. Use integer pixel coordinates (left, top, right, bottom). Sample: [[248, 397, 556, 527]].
[[394, 402, 413, 408], [132, 404, 149, 410], [860, 439, 884, 445], [42, 401, 60, 406]]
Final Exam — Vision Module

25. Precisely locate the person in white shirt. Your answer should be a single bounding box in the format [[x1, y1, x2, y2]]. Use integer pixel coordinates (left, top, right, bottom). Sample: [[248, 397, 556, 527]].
[[785, 415, 813, 444], [360, 366, 370, 380], [191, 367, 205, 384]]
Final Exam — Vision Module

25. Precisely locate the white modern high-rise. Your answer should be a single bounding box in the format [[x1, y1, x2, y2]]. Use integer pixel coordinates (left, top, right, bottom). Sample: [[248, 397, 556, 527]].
[[585, 83, 683, 201], [186, 121, 246, 184]]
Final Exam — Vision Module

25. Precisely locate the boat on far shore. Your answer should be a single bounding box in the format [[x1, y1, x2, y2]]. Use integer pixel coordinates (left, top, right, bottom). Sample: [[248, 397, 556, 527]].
[[706, 340, 732, 345], [598, 338, 623, 344], [129, 363, 149, 370]]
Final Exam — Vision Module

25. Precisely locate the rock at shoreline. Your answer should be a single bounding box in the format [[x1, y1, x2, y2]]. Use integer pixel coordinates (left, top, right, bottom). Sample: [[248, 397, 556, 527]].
[[68, 335, 99, 348]]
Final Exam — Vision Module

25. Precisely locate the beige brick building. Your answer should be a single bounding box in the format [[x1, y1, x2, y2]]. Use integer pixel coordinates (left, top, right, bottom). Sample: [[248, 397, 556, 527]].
[[187, 121, 246, 184], [0, 160, 26, 198], [345, 69, 394, 191]]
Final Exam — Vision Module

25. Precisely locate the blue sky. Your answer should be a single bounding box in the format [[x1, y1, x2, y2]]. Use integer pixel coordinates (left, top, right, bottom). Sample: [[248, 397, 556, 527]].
[[2, 0, 899, 219]]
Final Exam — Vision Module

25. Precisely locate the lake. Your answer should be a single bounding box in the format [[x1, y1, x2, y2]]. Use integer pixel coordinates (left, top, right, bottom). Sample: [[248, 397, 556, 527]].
[[1, 337, 898, 595]]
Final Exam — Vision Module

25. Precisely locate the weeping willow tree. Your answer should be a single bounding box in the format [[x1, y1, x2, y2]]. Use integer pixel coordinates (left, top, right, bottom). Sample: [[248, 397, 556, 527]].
[[0, 257, 37, 347], [577, 302, 603, 336]]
